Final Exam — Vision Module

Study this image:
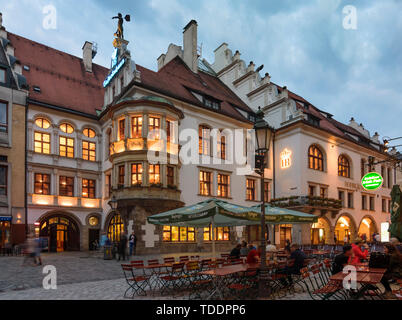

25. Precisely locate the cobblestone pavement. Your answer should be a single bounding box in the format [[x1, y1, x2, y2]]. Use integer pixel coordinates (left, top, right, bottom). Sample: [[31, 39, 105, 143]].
[[0, 277, 312, 300], [0, 251, 220, 293]]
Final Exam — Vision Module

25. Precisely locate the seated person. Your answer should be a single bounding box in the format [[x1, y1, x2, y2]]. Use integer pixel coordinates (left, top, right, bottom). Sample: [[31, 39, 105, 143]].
[[266, 240, 277, 259], [332, 245, 353, 275], [380, 243, 402, 299], [240, 241, 249, 256], [246, 243, 260, 264], [390, 238, 402, 253], [350, 238, 369, 265], [277, 243, 306, 286], [230, 244, 241, 259]]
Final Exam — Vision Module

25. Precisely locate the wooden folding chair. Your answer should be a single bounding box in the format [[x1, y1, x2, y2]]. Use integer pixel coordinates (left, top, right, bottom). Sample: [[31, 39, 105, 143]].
[[121, 264, 150, 298]]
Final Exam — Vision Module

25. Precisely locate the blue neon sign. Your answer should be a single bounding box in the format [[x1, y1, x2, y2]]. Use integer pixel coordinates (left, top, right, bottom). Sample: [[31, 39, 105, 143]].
[[103, 58, 126, 88]]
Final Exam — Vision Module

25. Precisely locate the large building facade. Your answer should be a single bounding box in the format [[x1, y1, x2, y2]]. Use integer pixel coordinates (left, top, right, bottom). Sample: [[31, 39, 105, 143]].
[[1, 15, 399, 253], [208, 43, 398, 246]]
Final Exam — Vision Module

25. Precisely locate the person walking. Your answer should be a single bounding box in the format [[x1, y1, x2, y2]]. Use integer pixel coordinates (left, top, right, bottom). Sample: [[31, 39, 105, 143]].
[[128, 231, 137, 256], [118, 233, 128, 261]]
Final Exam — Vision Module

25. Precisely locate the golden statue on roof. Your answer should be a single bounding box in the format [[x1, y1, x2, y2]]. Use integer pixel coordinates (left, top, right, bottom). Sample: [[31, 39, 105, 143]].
[[112, 13, 131, 48]]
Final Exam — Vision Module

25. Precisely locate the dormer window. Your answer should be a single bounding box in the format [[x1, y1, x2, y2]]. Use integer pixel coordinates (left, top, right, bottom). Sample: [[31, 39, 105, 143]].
[[203, 96, 220, 110], [0, 68, 5, 83], [307, 114, 320, 127]]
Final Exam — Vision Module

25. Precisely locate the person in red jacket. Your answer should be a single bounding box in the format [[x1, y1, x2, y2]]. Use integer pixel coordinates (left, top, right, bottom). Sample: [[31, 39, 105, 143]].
[[350, 238, 369, 265], [246, 243, 260, 264]]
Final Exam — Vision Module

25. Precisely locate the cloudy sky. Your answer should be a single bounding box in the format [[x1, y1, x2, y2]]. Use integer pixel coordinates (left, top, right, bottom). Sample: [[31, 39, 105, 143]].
[[2, 0, 402, 149]]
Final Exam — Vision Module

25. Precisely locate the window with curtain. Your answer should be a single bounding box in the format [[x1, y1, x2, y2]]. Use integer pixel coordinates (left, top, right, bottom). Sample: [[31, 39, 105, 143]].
[[34, 132, 50, 154], [148, 116, 161, 140], [217, 173, 229, 198], [246, 179, 256, 201], [199, 171, 212, 196], [163, 226, 195, 242], [34, 173, 50, 195], [82, 141, 96, 161], [203, 225, 230, 241], [82, 179, 96, 199], [199, 125, 211, 155], [118, 119, 125, 141], [149, 164, 160, 184], [308, 145, 324, 171], [338, 155, 350, 177], [59, 176, 74, 197], [131, 116, 143, 138], [131, 163, 143, 185]]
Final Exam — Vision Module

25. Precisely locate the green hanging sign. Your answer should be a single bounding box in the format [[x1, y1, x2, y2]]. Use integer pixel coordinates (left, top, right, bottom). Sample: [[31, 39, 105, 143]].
[[361, 172, 383, 191]]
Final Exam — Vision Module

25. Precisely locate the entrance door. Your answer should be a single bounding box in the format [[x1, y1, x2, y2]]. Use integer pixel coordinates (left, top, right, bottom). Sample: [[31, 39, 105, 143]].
[[280, 226, 292, 248], [89, 229, 100, 250], [311, 228, 325, 245], [40, 215, 80, 252]]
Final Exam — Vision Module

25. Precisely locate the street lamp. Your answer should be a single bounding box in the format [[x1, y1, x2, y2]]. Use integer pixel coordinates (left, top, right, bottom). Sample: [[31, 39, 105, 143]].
[[108, 194, 118, 212], [254, 107, 274, 298]]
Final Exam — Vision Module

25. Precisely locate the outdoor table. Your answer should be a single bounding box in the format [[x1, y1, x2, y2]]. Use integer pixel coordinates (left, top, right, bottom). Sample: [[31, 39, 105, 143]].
[[330, 269, 386, 300], [199, 264, 250, 300]]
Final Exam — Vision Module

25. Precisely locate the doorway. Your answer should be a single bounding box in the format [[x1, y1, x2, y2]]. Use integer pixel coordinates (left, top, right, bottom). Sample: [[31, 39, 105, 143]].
[[40, 215, 80, 252], [89, 229, 100, 250], [280, 225, 292, 248]]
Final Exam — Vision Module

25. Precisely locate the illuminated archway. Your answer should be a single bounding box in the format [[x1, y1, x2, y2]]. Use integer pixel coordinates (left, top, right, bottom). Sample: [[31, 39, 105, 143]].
[[107, 214, 125, 243], [311, 217, 331, 245], [335, 214, 357, 244], [358, 216, 378, 242]]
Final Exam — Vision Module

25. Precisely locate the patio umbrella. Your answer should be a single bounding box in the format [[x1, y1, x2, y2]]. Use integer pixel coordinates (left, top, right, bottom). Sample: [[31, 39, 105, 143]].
[[251, 204, 318, 224], [147, 198, 261, 258]]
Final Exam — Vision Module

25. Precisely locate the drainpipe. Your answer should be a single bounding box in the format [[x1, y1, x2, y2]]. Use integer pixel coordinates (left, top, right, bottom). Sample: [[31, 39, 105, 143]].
[[24, 94, 28, 238], [272, 131, 276, 245]]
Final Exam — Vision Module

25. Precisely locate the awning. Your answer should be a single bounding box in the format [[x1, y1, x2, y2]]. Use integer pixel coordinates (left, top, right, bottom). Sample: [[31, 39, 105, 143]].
[[251, 204, 318, 224], [0, 216, 12, 222], [148, 198, 261, 228]]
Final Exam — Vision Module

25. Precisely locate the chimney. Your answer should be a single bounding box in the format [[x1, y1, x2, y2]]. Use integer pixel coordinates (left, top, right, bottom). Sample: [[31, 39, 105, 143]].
[[82, 41, 93, 73], [183, 20, 198, 73], [0, 12, 3, 28]]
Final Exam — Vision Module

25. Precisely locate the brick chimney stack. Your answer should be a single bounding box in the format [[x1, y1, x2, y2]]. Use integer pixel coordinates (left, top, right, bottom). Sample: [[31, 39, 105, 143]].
[[82, 41, 93, 73]]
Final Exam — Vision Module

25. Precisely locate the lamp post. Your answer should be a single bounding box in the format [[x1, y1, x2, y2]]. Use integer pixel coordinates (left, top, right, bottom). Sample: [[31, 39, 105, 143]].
[[254, 107, 274, 298], [108, 194, 118, 212]]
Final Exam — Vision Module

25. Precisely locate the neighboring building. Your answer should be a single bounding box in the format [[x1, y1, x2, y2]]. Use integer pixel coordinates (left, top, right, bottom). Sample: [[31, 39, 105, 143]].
[[208, 43, 397, 246], [6, 30, 109, 252], [0, 14, 28, 249]]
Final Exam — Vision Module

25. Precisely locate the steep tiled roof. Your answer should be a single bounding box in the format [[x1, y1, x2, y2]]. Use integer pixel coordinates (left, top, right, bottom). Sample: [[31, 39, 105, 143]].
[[134, 56, 254, 123], [8, 33, 109, 116]]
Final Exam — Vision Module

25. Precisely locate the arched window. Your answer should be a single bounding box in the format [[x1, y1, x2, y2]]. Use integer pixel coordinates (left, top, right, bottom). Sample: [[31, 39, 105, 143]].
[[338, 155, 350, 178], [199, 125, 211, 156], [60, 123, 74, 134], [107, 214, 124, 243], [83, 128, 96, 138], [35, 118, 51, 129], [308, 145, 324, 171]]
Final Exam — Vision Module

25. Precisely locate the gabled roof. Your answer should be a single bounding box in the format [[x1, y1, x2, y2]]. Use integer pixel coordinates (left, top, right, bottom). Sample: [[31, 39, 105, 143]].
[[133, 56, 255, 123], [7, 33, 109, 116]]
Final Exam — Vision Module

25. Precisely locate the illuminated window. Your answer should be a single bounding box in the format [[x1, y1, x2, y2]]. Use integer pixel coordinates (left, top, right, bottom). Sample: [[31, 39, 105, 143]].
[[131, 163, 143, 185], [118, 119, 125, 141], [264, 181, 271, 202], [34, 173, 50, 195], [34, 132, 50, 154], [199, 171, 212, 196], [246, 179, 256, 201], [60, 123, 74, 134], [217, 173, 229, 198], [82, 179, 96, 199], [308, 145, 324, 171], [199, 125, 210, 155], [82, 141, 96, 161], [166, 120, 174, 142], [83, 128, 96, 138], [0, 166, 7, 196], [0, 102, 6, 133], [131, 116, 143, 138], [217, 132, 226, 160], [338, 155, 350, 178], [108, 214, 124, 242], [59, 136, 74, 158], [148, 116, 161, 140], [167, 166, 174, 186], [163, 226, 195, 242], [35, 118, 51, 129], [204, 225, 230, 241], [118, 165, 125, 188], [59, 176, 74, 197], [149, 164, 160, 184]]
